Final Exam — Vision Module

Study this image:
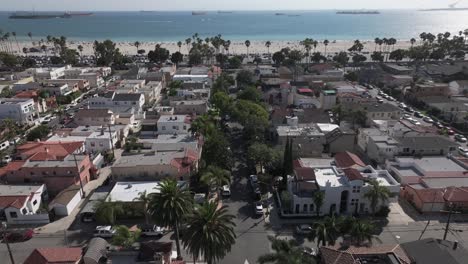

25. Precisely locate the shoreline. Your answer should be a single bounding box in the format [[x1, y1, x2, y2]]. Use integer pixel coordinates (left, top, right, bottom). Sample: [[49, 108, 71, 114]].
[[15, 40, 414, 56]]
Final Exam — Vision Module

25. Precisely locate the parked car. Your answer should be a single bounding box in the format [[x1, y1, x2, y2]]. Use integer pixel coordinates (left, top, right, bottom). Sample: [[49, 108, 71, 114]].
[[447, 129, 455, 135], [194, 193, 206, 204], [2, 229, 34, 243], [435, 122, 444, 129], [93, 226, 116, 238], [249, 175, 258, 188], [409, 119, 421, 125], [458, 147, 468, 157], [455, 134, 467, 143], [300, 246, 317, 256], [139, 224, 165, 237], [2, 155, 12, 164], [254, 202, 263, 216], [221, 185, 231, 197], [295, 224, 313, 235], [422, 116, 434, 123], [414, 111, 423, 118]]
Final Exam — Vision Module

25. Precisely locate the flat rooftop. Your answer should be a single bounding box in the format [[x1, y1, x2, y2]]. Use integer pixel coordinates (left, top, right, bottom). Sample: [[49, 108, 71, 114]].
[[300, 158, 334, 168], [314, 167, 345, 187], [108, 181, 187, 202], [394, 156, 466, 174], [0, 184, 44, 196]]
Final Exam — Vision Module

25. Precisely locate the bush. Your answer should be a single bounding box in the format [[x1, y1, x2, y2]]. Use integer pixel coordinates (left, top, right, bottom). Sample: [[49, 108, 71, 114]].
[[27, 125, 50, 141], [374, 206, 390, 217]]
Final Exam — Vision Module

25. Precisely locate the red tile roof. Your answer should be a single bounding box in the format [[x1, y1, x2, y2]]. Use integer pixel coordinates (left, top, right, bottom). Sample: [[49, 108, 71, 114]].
[[0, 161, 26, 178], [343, 168, 364, 181], [410, 187, 446, 203], [320, 244, 411, 264], [298, 88, 313, 93], [18, 141, 83, 161], [444, 187, 468, 202], [294, 167, 316, 181], [0, 195, 28, 209], [334, 151, 366, 168], [24, 247, 82, 264]]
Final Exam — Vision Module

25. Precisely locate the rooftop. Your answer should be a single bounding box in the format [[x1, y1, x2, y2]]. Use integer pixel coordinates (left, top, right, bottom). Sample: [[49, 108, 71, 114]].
[[401, 238, 468, 264], [108, 181, 187, 202], [276, 123, 324, 137], [24, 247, 82, 264], [0, 184, 44, 196], [393, 156, 467, 177], [157, 115, 191, 123]]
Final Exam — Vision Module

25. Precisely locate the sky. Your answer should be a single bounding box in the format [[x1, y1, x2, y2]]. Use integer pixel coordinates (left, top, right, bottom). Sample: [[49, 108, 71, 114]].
[[0, 0, 464, 11]]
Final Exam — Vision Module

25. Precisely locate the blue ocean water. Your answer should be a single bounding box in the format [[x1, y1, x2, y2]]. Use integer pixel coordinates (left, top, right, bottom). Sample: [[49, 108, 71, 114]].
[[1, 10, 468, 42]]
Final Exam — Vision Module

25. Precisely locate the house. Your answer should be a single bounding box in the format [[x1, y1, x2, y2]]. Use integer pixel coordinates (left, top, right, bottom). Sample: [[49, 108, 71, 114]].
[[141, 81, 163, 104], [409, 82, 450, 97], [74, 109, 116, 126], [13, 82, 73, 96], [0, 98, 37, 125], [292, 86, 320, 109], [171, 100, 208, 115], [329, 82, 367, 95], [157, 115, 192, 135], [17, 66, 67, 81], [401, 238, 468, 264], [44, 78, 90, 91], [24, 247, 82, 264], [319, 90, 337, 110], [381, 63, 412, 75], [0, 184, 49, 224], [320, 243, 411, 264], [139, 134, 201, 154], [361, 103, 402, 125], [48, 185, 83, 216], [420, 96, 468, 124], [286, 152, 400, 216], [1, 141, 93, 195], [385, 75, 413, 87], [14, 90, 48, 113], [136, 241, 179, 264], [111, 149, 199, 181], [88, 92, 145, 119], [394, 135, 457, 156], [107, 181, 187, 202], [449, 80, 468, 95]]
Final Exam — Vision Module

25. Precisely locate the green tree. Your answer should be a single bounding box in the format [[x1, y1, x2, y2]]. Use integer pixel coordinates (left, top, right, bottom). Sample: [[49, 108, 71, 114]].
[[236, 70, 254, 88], [0, 88, 14, 98], [389, 49, 406, 62], [370, 51, 384, 62], [111, 225, 140, 248], [188, 48, 203, 65], [311, 52, 326, 63], [177, 41, 182, 52], [183, 202, 236, 264], [22, 57, 36, 68], [348, 218, 376, 245], [352, 54, 367, 64], [0, 52, 18, 67], [148, 179, 193, 260], [210, 91, 233, 116], [134, 41, 140, 53], [258, 236, 316, 264], [363, 179, 391, 215], [265, 40, 272, 55], [148, 44, 170, 64], [272, 51, 285, 66], [228, 56, 242, 69], [332, 51, 349, 68], [344, 71, 358, 82], [26, 125, 50, 141], [94, 200, 124, 225], [171, 51, 183, 66], [202, 130, 232, 169], [312, 191, 325, 217], [248, 143, 279, 173], [237, 86, 261, 103], [309, 216, 341, 247], [215, 53, 228, 67], [245, 40, 251, 56], [200, 165, 231, 195], [60, 48, 79, 65], [133, 190, 151, 224], [93, 39, 124, 66]]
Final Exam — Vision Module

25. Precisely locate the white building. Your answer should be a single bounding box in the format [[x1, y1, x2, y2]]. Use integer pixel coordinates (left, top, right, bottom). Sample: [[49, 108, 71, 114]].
[[0, 98, 37, 125], [157, 115, 191, 135], [88, 92, 145, 119], [17, 66, 67, 81], [48, 185, 83, 216], [319, 90, 337, 110], [0, 184, 49, 224], [107, 181, 188, 202], [286, 152, 400, 216]]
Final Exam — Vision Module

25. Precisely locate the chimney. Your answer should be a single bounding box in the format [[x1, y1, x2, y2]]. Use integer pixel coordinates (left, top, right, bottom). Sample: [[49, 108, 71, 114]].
[[453, 241, 458, 250]]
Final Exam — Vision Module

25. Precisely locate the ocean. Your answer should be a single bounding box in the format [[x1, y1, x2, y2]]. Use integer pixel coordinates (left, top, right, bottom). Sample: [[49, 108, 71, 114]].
[[1, 10, 468, 42]]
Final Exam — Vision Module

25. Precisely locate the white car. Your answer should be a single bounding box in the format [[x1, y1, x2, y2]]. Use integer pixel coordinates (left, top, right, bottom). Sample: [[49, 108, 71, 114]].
[[409, 119, 421, 125], [254, 202, 263, 216], [221, 185, 231, 197], [455, 134, 467, 143], [139, 224, 165, 237], [249, 175, 258, 188], [93, 226, 115, 238], [2, 155, 12, 164], [422, 116, 434, 123], [458, 147, 468, 157]]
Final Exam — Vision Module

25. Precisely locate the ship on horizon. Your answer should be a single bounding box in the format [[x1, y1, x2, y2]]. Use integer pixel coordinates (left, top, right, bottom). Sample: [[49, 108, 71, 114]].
[[9, 11, 93, 19], [192, 11, 207, 15], [336, 10, 380, 14]]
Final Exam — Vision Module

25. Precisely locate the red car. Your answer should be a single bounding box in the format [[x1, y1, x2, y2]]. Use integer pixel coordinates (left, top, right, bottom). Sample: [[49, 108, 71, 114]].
[[447, 129, 455, 135], [2, 229, 34, 243]]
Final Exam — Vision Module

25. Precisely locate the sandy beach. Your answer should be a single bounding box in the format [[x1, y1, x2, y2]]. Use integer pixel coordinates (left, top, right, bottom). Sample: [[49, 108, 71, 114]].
[[16, 40, 414, 57]]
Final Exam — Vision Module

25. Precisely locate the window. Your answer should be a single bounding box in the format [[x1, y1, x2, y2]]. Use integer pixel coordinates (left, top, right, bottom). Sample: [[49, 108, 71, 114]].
[[90, 142, 96, 147], [310, 204, 314, 212], [183, 125, 187, 130], [22, 208, 28, 214], [162, 126, 166, 130], [33, 200, 37, 205], [303, 204, 308, 212], [99, 142, 104, 147], [173, 126, 177, 130], [9, 212, 18, 218]]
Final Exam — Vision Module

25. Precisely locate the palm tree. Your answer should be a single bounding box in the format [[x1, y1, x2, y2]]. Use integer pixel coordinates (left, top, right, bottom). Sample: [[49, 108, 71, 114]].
[[323, 39, 329, 56], [312, 191, 324, 216], [133, 190, 151, 224], [148, 179, 192, 260], [94, 199, 124, 225], [348, 218, 376, 246], [410, 38, 416, 47], [11, 32, 19, 53], [182, 202, 236, 264], [41, 45, 48, 58], [77, 45, 83, 62], [134, 41, 140, 54], [224, 40, 231, 55], [177, 41, 182, 52], [200, 165, 231, 198], [258, 236, 316, 264], [3, 33, 11, 54], [265, 41, 271, 56], [27, 32, 33, 43], [309, 215, 342, 247], [374, 38, 380, 51], [245, 40, 251, 57], [363, 179, 390, 214]]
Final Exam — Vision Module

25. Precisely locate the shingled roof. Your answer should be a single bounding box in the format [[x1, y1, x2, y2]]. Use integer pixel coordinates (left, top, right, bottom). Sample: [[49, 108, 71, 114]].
[[24, 247, 82, 264], [334, 151, 366, 168]]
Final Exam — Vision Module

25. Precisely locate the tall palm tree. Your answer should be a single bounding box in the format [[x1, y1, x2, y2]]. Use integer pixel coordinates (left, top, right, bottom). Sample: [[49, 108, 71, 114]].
[[323, 39, 329, 56], [185, 38, 192, 53], [133, 190, 152, 224], [94, 199, 124, 225], [134, 41, 140, 54], [224, 40, 231, 55], [182, 202, 236, 264], [41, 45, 48, 58], [77, 45, 83, 62], [258, 236, 316, 264], [148, 179, 192, 260], [363, 179, 391, 214], [410, 38, 416, 47], [177, 41, 182, 52], [309, 215, 342, 247], [374, 38, 380, 51], [265, 41, 271, 56], [200, 165, 231, 198], [3, 33, 11, 54], [245, 40, 251, 57], [11, 32, 20, 53], [348, 218, 376, 246], [312, 191, 324, 216]]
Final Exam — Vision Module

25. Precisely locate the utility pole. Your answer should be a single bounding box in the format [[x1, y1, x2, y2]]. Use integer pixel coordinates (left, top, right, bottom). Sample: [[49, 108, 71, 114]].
[[73, 153, 85, 198], [107, 124, 115, 158], [2, 222, 15, 264], [442, 203, 460, 241]]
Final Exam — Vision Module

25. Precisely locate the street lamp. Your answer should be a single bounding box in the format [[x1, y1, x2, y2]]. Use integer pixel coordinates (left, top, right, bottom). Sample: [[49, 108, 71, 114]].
[[2, 222, 15, 264]]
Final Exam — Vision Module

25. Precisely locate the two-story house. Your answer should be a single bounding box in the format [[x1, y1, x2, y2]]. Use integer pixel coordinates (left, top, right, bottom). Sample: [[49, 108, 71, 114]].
[[157, 115, 192, 135]]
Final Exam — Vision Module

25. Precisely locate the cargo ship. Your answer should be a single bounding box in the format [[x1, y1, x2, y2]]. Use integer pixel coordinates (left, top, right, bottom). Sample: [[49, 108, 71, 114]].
[[67, 12, 94, 16], [192, 11, 207, 15], [336, 10, 380, 14], [9, 12, 71, 19]]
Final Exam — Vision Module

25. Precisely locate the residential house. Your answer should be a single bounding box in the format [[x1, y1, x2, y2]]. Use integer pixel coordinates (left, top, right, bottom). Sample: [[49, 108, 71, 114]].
[[421, 96, 468, 124], [401, 238, 468, 264], [381, 64, 412, 75], [17, 67, 67, 81], [24, 247, 83, 264], [74, 109, 116, 126], [48, 185, 82, 216], [13, 82, 74, 96], [0, 141, 93, 195], [171, 100, 208, 115], [286, 152, 400, 216], [385, 75, 413, 87], [319, 90, 337, 110], [107, 181, 187, 202], [361, 103, 402, 125], [409, 82, 450, 97], [0, 98, 37, 125], [14, 90, 48, 113], [44, 79, 90, 91], [320, 244, 411, 264], [88, 92, 145, 120], [0, 184, 49, 224], [157, 115, 192, 135]]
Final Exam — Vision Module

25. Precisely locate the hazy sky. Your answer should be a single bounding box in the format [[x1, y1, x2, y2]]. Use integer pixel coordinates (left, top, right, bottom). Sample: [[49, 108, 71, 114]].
[[0, 0, 463, 11]]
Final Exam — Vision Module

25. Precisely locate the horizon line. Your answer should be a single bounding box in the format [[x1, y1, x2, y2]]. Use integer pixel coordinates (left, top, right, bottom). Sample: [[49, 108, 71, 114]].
[[0, 8, 438, 12]]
